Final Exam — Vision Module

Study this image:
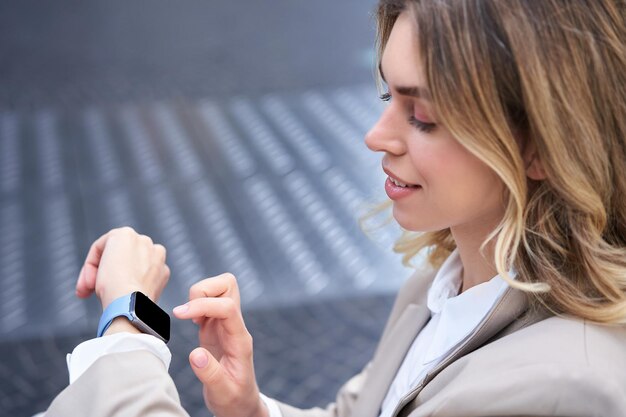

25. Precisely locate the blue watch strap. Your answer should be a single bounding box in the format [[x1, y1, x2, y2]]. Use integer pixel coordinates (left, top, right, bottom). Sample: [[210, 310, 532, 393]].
[[97, 293, 134, 337]]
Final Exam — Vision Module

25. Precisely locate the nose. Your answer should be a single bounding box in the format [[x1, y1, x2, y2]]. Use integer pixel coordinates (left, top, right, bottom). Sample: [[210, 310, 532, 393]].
[[364, 107, 407, 155]]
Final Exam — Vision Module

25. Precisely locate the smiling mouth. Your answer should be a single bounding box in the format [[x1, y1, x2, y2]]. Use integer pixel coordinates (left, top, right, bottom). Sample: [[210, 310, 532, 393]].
[[382, 166, 421, 188], [388, 176, 420, 188]]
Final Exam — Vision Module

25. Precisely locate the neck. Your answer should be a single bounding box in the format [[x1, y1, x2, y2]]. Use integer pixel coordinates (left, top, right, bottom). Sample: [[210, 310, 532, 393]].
[[450, 219, 500, 293]]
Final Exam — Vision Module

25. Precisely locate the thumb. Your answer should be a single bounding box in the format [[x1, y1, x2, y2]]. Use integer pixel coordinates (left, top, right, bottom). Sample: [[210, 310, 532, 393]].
[[189, 348, 230, 393]]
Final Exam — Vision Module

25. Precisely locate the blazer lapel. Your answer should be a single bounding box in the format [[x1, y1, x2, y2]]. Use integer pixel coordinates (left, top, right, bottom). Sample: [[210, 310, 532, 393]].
[[394, 287, 536, 417], [420, 286, 529, 386], [352, 275, 433, 417]]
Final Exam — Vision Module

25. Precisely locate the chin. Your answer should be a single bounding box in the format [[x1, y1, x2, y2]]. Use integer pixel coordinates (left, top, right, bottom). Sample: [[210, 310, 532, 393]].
[[392, 206, 446, 233], [392, 206, 423, 232]]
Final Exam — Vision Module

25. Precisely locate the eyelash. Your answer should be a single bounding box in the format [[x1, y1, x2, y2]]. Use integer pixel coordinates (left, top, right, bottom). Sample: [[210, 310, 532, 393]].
[[408, 116, 437, 134], [378, 92, 437, 134]]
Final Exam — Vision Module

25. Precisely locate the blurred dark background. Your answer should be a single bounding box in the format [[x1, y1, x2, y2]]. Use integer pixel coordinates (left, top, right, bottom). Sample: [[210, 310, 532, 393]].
[[0, 0, 380, 107], [0, 1, 417, 415]]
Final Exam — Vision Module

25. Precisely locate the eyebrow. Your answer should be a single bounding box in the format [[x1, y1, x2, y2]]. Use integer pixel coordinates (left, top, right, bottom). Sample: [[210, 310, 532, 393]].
[[379, 62, 432, 101]]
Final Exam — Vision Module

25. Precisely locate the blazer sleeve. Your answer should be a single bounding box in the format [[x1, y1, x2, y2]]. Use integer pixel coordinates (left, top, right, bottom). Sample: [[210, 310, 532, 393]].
[[273, 361, 372, 417], [44, 350, 190, 417]]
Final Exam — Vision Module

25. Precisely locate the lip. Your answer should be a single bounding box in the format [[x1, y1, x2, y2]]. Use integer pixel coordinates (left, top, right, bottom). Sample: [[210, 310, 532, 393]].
[[382, 166, 422, 200], [384, 177, 421, 200], [382, 167, 420, 187]]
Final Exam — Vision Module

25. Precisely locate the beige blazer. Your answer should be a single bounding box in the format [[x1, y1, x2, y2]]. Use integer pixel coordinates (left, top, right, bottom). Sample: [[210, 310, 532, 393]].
[[45, 266, 626, 417]]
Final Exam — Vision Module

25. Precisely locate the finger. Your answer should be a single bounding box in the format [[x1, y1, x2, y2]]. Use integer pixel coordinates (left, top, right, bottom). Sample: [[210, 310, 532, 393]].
[[76, 265, 87, 298], [76, 256, 100, 298], [139, 235, 154, 256], [154, 244, 167, 264], [75, 229, 118, 296], [76, 232, 110, 298], [84, 230, 115, 270], [189, 273, 240, 302], [83, 263, 99, 296], [173, 297, 246, 336], [174, 297, 237, 320], [189, 348, 234, 397], [150, 263, 173, 302]]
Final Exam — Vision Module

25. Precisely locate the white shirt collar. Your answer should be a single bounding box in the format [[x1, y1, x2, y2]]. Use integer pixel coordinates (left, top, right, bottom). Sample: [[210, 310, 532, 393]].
[[423, 248, 514, 364], [427, 248, 464, 314]]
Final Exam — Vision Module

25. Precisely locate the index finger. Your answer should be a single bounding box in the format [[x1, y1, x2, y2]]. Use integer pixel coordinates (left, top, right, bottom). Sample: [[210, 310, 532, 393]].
[[189, 273, 240, 303], [174, 297, 247, 337], [75, 230, 113, 298]]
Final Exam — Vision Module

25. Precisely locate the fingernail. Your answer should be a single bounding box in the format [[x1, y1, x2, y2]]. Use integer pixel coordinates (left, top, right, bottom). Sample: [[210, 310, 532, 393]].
[[173, 304, 189, 314], [192, 351, 208, 368]]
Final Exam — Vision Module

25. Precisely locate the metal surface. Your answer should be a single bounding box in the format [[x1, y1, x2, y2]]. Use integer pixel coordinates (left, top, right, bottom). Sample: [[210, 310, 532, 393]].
[[0, 85, 412, 341], [0, 86, 419, 416]]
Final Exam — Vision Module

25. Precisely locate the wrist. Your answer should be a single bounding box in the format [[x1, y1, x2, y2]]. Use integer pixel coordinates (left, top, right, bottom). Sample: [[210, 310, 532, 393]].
[[97, 291, 170, 342], [100, 286, 143, 310], [103, 316, 142, 336]]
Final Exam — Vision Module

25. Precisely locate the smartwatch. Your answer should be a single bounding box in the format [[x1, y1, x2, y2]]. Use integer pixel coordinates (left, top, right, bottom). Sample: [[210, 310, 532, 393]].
[[97, 291, 170, 343]]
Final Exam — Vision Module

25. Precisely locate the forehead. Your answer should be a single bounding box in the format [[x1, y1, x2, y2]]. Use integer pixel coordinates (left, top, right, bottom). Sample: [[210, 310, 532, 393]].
[[380, 12, 424, 86]]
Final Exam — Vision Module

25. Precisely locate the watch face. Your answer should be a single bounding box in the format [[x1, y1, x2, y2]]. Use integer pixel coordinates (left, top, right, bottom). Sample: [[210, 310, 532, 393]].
[[133, 292, 171, 342]]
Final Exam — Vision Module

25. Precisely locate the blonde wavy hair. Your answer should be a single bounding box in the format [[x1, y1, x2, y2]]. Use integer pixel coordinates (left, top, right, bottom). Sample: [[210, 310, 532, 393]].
[[370, 0, 626, 323]]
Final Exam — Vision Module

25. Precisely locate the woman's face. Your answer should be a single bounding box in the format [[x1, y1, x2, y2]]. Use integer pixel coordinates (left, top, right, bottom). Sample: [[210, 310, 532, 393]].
[[365, 12, 506, 233]]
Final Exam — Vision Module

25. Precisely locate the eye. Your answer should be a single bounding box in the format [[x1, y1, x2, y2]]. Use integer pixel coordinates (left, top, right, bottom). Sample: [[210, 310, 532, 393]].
[[408, 116, 437, 134], [379, 92, 392, 102]]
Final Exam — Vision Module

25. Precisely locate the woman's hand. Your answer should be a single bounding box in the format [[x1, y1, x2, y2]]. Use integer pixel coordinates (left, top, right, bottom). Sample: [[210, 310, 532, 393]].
[[173, 273, 268, 417], [75, 226, 170, 310]]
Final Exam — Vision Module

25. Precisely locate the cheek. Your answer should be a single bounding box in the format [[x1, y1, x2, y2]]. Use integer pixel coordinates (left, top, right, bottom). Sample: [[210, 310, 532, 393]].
[[442, 156, 506, 221], [407, 140, 459, 188], [408, 140, 505, 221]]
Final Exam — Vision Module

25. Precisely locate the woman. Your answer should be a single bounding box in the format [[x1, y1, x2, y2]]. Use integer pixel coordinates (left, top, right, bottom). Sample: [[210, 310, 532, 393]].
[[45, 0, 626, 416]]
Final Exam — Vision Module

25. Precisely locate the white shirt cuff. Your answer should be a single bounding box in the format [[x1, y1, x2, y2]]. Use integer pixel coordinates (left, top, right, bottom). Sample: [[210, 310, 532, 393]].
[[66, 332, 172, 384], [260, 393, 284, 417]]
